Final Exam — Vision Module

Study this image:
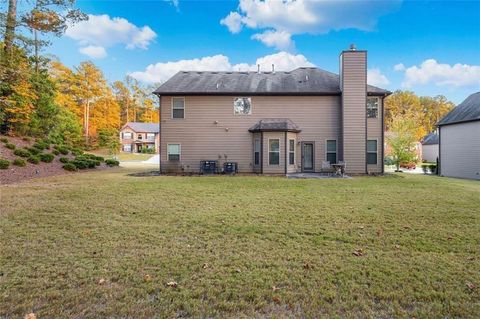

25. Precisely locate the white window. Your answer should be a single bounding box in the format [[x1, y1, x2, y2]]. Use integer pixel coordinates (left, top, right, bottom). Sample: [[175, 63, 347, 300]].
[[123, 132, 132, 139], [172, 97, 185, 119], [268, 139, 280, 165], [326, 140, 337, 164], [289, 139, 295, 165], [123, 144, 131, 152], [254, 138, 260, 166], [367, 97, 379, 118], [146, 133, 155, 140], [234, 97, 252, 115], [167, 144, 181, 161], [367, 140, 378, 164]]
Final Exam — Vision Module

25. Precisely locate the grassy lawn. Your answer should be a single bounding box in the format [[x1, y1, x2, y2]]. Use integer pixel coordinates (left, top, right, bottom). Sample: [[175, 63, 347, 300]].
[[88, 149, 155, 161], [1, 170, 479, 318]]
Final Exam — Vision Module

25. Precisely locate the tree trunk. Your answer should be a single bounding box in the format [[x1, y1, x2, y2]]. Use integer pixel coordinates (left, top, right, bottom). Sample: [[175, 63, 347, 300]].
[[4, 0, 17, 60]]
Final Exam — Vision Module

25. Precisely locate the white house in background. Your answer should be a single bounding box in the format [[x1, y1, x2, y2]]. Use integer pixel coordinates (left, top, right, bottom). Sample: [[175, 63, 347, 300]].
[[438, 92, 480, 180], [421, 132, 439, 163]]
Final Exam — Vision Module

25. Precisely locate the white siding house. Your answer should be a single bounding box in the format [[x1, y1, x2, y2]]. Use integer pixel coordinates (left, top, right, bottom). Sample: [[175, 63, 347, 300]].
[[438, 92, 480, 180], [421, 132, 439, 163]]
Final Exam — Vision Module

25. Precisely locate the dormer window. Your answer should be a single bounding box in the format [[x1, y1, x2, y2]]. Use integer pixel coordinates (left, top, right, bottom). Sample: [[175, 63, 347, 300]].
[[367, 97, 379, 118], [234, 97, 252, 115]]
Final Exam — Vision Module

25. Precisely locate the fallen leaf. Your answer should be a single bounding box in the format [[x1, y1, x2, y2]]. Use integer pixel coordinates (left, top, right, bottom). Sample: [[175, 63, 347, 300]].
[[24, 313, 36, 319], [202, 263, 209, 269], [447, 236, 453, 240], [235, 268, 241, 273], [272, 296, 281, 304], [358, 225, 365, 229], [272, 285, 281, 291], [144, 274, 151, 282], [466, 282, 476, 291], [303, 263, 314, 270], [167, 281, 178, 288], [395, 244, 400, 249], [353, 249, 364, 257], [98, 278, 106, 285]]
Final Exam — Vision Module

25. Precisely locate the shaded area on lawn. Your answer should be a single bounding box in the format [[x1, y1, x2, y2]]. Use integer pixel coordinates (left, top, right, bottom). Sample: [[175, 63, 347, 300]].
[[0, 170, 479, 318]]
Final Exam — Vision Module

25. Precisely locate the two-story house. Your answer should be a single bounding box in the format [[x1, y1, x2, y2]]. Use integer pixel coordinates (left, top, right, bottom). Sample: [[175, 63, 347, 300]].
[[120, 122, 159, 153], [153, 46, 391, 174]]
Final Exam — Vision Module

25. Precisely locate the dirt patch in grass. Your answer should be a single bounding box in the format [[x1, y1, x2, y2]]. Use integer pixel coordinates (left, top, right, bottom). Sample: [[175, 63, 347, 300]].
[[0, 170, 479, 318]]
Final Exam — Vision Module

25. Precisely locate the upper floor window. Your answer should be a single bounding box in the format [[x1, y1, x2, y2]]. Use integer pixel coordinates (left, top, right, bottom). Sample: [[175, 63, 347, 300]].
[[123, 132, 132, 139], [146, 133, 155, 140], [172, 97, 185, 119], [367, 97, 379, 118], [234, 97, 252, 115]]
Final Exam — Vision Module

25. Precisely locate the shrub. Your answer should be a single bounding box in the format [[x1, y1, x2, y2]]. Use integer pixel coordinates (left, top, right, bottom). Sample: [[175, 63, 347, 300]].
[[0, 137, 8, 143], [13, 158, 26, 167], [0, 158, 9, 169], [14, 148, 31, 158], [71, 159, 89, 169], [59, 157, 70, 163], [33, 141, 49, 150], [5, 143, 16, 150], [52, 149, 60, 155], [141, 148, 155, 154], [105, 159, 120, 167], [39, 153, 55, 163], [62, 163, 77, 171], [58, 147, 69, 155], [22, 136, 32, 142], [71, 148, 84, 156], [26, 147, 41, 155], [422, 165, 429, 174], [28, 156, 40, 164], [429, 164, 437, 175]]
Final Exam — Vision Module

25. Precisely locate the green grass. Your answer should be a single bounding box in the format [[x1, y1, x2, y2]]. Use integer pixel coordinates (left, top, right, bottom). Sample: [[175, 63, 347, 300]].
[[88, 149, 154, 161], [0, 170, 479, 318]]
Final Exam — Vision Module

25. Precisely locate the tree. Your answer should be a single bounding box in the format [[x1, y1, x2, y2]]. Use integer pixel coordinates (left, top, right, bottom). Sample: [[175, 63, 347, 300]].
[[386, 116, 418, 172]]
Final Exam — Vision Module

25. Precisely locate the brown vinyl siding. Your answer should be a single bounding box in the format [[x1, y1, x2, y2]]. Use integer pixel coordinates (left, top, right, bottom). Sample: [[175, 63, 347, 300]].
[[341, 51, 367, 174], [367, 97, 383, 173], [160, 95, 341, 173]]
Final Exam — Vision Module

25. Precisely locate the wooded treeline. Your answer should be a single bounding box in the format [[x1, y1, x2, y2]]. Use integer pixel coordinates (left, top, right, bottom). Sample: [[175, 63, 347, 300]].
[[0, 0, 159, 149]]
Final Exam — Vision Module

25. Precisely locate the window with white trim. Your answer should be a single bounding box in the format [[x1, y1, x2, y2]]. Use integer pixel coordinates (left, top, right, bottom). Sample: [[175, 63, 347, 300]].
[[254, 139, 260, 166], [289, 139, 295, 165], [123, 144, 131, 152], [234, 97, 252, 115], [123, 132, 132, 139], [367, 140, 377, 164], [147, 133, 155, 140], [326, 140, 337, 164], [167, 144, 181, 161], [269, 139, 280, 165], [172, 97, 185, 119], [367, 97, 379, 118]]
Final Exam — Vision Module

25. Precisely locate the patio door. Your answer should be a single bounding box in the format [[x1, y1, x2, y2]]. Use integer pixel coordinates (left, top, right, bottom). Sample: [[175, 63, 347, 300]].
[[301, 142, 314, 172]]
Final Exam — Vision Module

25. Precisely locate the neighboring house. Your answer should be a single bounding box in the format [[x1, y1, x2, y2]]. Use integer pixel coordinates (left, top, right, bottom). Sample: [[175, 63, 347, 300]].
[[437, 92, 480, 180], [120, 122, 159, 153], [421, 132, 439, 163], [153, 46, 391, 174]]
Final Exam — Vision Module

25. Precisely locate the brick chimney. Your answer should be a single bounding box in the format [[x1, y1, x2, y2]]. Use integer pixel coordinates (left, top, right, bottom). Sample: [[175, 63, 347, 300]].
[[340, 44, 367, 174]]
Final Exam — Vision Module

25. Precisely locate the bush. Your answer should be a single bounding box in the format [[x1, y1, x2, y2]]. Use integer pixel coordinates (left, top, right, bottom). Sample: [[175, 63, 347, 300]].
[[71, 148, 84, 156], [141, 148, 155, 154], [0, 137, 8, 143], [22, 136, 32, 142], [52, 149, 60, 155], [13, 158, 26, 167], [105, 159, 120, 167], [39, 153, 55, 163], [26, 147, 41, 155], [422, 165, 429, 174], [62, 163, 78, 171], [33, 141, 50, 150], [58, 147, 69, 155], [27, 156, 40, 164], [14, 148, 31, 158], [0, 158, 10, 169], [429, 164, 437, 175], [59, 157, 70, 164], [5, 143, 16, 150]]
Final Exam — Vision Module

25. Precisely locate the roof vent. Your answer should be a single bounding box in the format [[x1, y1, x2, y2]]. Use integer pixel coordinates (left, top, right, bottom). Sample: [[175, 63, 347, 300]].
[[257, 64, 260, 74], [272, 64, 275, 74], [349, 43, 356, 51], [216, 83, 219, 89]]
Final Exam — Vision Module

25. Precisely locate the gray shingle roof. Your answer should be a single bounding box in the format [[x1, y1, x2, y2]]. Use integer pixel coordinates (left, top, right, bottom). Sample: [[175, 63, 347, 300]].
[[438, 92, 480, 126], [248, 118, 301, 133], [422, 132, 439, 145], [154, 67, 390, 96], [122, 122, 159, 133]]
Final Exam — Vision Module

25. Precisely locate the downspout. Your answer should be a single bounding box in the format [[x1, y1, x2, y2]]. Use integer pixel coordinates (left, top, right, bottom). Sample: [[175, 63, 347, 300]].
[[157, 94, 162, 174], [260, 132, 264, 174], [284, 132, 287, 175]]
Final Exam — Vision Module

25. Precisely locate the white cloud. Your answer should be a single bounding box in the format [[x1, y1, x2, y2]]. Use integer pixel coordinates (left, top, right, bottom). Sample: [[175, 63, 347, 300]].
[[394, 63, 405, 71], [129, 51, 315, 83], [220, 12, 244, 34], [221, 0, 401, 49], [251, 30, 293, 50], [78, 45, 107, 59], [66, 14, 157, 58], [367, 68, 390, 87], [397, 59, 480, 88]]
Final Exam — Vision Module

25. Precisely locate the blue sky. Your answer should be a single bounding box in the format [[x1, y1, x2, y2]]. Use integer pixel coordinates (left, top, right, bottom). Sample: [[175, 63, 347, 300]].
[[46, 0, 480, 103]]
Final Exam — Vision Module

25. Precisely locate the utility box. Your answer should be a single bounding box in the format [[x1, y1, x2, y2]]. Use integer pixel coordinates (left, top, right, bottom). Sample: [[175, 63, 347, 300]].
[[223, 162, 238, 175], [200, 160, 217, 174]]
